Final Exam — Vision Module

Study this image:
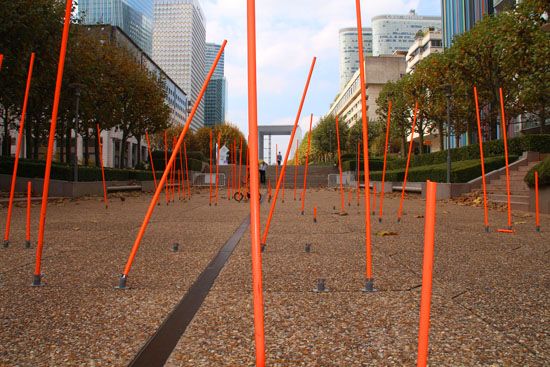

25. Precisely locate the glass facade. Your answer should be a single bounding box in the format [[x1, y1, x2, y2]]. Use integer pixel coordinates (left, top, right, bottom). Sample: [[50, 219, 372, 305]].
[[78, 0, 153, 55], [371, 11, 441, 56], [338, 27, 373, 90], [441, 0, 494, 48], [204, 43, 226, 127]]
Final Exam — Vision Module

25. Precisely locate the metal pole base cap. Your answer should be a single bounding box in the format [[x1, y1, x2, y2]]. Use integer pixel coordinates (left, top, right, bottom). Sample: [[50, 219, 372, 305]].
[[25, 240, 31, 249], [3, 240, 9, 248], [260, 244, 266, 253], [485, 226, 490, 233], [378, 217, 382, 223], [313, 278, 329, 292], [301, 211, 304, 215], [536, 226, 541, 233], [362, 278, 375, 292], [115, 275, 128, 290], [397, 217, 401, 223], [31, 274, 44, 287]]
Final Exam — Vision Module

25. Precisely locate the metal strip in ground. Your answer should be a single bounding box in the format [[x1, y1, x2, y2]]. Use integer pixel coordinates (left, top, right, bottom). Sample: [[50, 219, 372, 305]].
[[128, 215, 250, 367]]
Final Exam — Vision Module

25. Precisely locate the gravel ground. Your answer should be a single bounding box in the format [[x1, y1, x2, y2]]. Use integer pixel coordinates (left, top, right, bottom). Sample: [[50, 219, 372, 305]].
[[1, 188, 548, 366], [0, 189, 249, 366], [166, 188, 549, 366]]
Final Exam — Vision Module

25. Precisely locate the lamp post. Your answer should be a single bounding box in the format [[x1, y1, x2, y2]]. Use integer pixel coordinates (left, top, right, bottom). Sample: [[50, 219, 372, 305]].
[[442, 84, 452, 184], [69, 83, 84, 182]]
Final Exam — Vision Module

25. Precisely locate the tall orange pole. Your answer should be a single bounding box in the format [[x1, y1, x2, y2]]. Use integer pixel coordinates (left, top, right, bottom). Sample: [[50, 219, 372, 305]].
[[233, 139, 237, 193], [245, 146, 249, 193], [261, 57, 316, 246], [499, 88, 512, 230], [25, 181, 32, 248], [301, 114, 314, 215], [179, 146, 185, 200], [145, 131, 158, 190], [417, 180, 438, 367], [33, 0, 73, 286], [355, 0, 374, 291], [209, 129, 213, 206], [215, 132, 221, 205], [4, 52, 35, 248], [238, 136, 243, 194], [247, 0, 266, 362], [171, 137, 177, 202], [0, 54, 3, 69], [379, 100, 392, 222], [117, 40, 227, 288], [397, 101, 419, 222], [227, 145, 232, 200], [473, 86, 489, 232], [535, 171, 540, 232], [164, 131, 169, 204], [96, 124, 108, 209], [184, 141, 190, 200], [357, 142, 361, 206], [335, 115, 345, 213], [293, 140, 299, 201]]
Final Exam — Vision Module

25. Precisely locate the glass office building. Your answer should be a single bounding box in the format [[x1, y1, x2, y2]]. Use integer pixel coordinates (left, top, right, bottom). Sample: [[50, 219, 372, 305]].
[[338, 27, 373, 90], [78, 0, 153, 55], [204, 42, 226, 127], [441, 0, 494, 48]]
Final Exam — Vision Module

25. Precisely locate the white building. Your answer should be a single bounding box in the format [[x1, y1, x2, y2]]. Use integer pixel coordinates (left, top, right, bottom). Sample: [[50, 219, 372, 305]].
[[338, 27, 373, 90], [406, 28, 443, 73], [328, 56, 406, 126], [372, 10, 441, 56], [153, 0, 206, 130]]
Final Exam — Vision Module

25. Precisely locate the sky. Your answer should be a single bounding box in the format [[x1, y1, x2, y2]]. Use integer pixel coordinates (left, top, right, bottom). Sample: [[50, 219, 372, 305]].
[[202, 0, 441, 163]]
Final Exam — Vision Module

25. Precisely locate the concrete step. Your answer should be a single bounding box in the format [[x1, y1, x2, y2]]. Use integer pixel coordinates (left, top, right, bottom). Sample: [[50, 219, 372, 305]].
[[488, 193, 529, 203], [489, 198, 529, 211]]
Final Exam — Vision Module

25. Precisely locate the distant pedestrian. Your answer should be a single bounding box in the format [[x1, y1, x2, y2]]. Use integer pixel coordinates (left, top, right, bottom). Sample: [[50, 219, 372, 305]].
[[259, 161, 267, 184], [277, 151, 282, 166]]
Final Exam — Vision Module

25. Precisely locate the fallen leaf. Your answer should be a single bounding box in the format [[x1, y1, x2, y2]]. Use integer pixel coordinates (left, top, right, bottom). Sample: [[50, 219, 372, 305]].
[[514, 221, 526, 225], [376, 231, 398, 237], [415, 215, 424, 218]]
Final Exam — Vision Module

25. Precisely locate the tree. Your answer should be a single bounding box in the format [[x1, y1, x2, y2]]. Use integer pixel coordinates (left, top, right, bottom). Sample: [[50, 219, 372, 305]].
[[311, 114, 349, 163]]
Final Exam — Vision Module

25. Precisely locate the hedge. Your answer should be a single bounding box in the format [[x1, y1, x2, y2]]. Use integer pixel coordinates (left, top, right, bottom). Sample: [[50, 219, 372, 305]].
[[342, 158, 384, 172], [0, 158, 163, 182], [367, 155, 518, 183], [524, 156, 550, 188], [151, 150, 203, 172]]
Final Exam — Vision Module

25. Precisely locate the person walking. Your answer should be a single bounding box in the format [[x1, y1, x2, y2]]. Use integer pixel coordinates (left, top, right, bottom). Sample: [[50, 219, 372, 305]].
[[259, 161, 267, 184], [277, 151, 282, 166]]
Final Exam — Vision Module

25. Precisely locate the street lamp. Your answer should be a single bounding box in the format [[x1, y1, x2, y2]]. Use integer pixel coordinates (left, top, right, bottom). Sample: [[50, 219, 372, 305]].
[[442, 84, 452, 184], [69, 83, 85, 182]]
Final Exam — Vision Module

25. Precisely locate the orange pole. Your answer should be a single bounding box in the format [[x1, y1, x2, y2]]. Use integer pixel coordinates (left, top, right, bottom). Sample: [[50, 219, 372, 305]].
[[0, 54, 3, 69], [355, 0, 374, 287], [535, 171, 540, 232], [313, 206, 317, 223], [33, 0, 73, 286], [262, 57, 317, 245], [335, 115, 345, 213], [233, 139, 237, 193], [227, 146, 232, 201], [379, 100, 392, 222], [172, 137, 177, 201], [473, 87, 489, 231], [4, 52, 35, 247], [247, 0, 267, 362], [96, 124, 108, 209], [179, 146, 185, 200], [357, 142, 361, 206], [417, 180, 438, 367], [215, 132, 221, 205], [245, 146, 249, 193], [238, 136, 243, 194], [26, 181, 31, 248], [209, 129, 213, 206], [499, 88, 512, 229], [184, 141, 190, 200], [118, 40, 227, 286], [145, 131, 158, 190], [397, 101, 419, 222], [301, 114, 314, 215], [293, 140, 299, 201], [164, 131, 169, 204]]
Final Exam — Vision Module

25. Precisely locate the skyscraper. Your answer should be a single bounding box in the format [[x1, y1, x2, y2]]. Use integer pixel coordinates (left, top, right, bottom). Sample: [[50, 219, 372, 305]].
[[371, 10, 441, 56], [441, 0, 494, 48], [338, 27, 373, 90], [78, 0, 153, 55], [153, 0, 206, 130], [204, 43, 226, 127]]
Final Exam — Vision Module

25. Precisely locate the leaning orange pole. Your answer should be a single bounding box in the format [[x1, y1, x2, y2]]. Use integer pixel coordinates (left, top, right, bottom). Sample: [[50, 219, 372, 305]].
[[417, 180, 438, 367], [209, 129, 213, 206], [293, 140, 299, 201], [355, 0, 374, 289], [96, 124, 108, 209], [117, 40, 227, 287], [261, 57, 317, 246], [335, 115, 345, 213], [215, 132, 221, 205], [4, 52, 35, 247], [397, 101, 419, 222], [535, 171, 540, 232], [499, 88, 512, 230], [33, 0, 73, 286], [25, 181, 32, 248], [473, 87, 489, 232], [145, 131, 158, 190], [301, 114, 314, 215], [246, 0, 266, 362], [379, 100, 392, 222]]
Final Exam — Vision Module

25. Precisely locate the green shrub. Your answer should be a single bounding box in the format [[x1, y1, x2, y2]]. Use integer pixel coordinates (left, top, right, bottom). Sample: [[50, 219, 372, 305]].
[[342, 158, 385, 172], [524, 156, 550, 188]]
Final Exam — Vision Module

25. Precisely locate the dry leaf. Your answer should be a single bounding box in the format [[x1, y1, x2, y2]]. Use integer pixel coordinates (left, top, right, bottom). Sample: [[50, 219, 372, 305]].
[[376, 231, 398, 237]]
